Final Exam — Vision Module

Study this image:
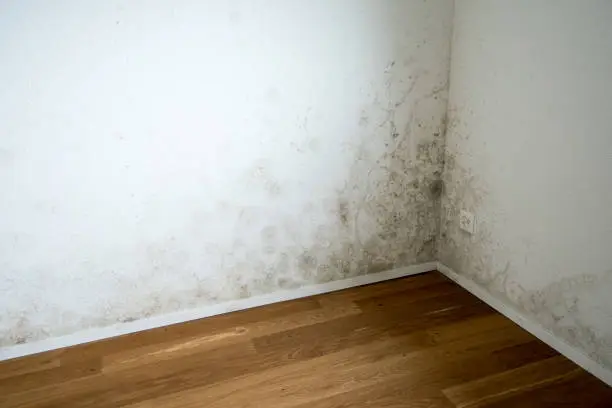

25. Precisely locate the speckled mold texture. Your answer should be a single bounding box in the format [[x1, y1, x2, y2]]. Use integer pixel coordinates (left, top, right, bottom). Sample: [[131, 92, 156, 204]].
[[1, 75, 449, 347], [0, 0, 454, 346], [439, 106, 612, 370], [5, 0, 612, 377]]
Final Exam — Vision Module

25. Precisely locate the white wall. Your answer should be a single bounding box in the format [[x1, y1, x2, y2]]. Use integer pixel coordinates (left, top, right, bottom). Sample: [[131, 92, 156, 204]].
[[441, 0, 612, 369], [0, 1, 453, 345]]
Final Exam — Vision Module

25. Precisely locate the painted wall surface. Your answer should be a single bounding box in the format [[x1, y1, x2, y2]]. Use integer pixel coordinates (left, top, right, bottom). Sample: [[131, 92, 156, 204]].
[[0, 1, 453, 345], [440, 1, 612, 369]]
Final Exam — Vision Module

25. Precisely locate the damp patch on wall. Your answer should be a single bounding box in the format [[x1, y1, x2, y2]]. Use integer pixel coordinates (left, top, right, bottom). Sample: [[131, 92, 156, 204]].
[[0, 0, 455, 348], [0, 66, 450, 348], [519, 270, 612, 368], [439, 105, 612, 370]]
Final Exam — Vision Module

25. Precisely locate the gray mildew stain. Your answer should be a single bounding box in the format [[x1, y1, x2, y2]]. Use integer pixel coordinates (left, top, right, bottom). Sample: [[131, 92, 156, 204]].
[[305, 74, 448, 279], [198, 64, 450, 302], [439, 106, 533, 304], [438, 105, 491, 281], [1, 66, 449, 347], [518, 270, 612, 367], [439, 105, 612, 369], [5, 316, 34, 345]]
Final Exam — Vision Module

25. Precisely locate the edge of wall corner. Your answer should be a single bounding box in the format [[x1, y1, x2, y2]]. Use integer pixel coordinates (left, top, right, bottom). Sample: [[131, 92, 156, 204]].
[[436, 262, 612, 387], [0, 261, 438, 362]]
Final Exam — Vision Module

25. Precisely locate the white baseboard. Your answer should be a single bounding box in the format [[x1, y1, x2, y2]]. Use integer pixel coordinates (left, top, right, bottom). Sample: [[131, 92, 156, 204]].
[[6, 260, 611, 387], [437, 262, 612, 387], [0, 262, 437, 362]]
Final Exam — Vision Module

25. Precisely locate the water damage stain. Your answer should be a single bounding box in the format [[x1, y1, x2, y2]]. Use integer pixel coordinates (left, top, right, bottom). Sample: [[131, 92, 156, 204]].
[[519, 270, 612, 367], [439, 104, 612, 369], [1, 65, 450, 347]]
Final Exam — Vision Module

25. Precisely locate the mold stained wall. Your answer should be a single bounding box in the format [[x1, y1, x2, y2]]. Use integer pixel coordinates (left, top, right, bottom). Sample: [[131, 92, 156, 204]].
[[0, 1, 453, 345], [440, 1, 612, 369]]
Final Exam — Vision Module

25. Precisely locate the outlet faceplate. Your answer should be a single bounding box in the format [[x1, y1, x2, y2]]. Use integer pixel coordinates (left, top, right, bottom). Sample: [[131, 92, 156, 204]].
[[459, 210, 475, 234]]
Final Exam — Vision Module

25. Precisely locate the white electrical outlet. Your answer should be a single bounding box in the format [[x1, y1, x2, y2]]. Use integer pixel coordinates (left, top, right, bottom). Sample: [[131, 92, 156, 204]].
[[459, 210, 475, 234]]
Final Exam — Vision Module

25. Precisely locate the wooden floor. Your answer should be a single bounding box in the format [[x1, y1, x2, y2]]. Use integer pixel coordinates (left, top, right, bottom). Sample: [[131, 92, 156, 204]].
[[1, 272, 610, 407]]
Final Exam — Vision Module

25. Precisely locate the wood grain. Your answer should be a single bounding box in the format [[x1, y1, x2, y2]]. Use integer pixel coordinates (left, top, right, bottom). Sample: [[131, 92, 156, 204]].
[[0, 271, 609, 407]]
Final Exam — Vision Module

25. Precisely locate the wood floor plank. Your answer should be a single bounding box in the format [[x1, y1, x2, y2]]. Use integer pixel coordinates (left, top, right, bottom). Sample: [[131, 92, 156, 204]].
[[427, 313, 513, 344], [313, 272, 450, 307], [0, 271, 609, 408], [60, 296, 321, 364], [477, 369, 612, 408], [0, 351, 62, 380], [0, 358, 101, 396], [491, 339, 559, 368], [251, 312, 435, 361], [124, 336, 432, 408], [294, 385, 456, 408], [102, 299, 360, 371], [126, 313, 545, 408], [250, 293, 496, 364], [2, 341, 257, 408], [443, 355, 580, 407], [354, 280, 465, 310]]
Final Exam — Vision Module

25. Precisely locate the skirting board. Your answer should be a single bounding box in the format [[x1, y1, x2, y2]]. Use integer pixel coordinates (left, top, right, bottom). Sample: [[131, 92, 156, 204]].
[[437, 262, 612, 387], [0, 261, 437, 361]]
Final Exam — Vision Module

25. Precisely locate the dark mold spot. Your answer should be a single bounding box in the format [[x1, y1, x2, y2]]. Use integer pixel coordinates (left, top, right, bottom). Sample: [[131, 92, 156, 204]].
[[429, 179, 443, 198], [417, 236, 436, 257], [337, 199, 350, 227], [298, 251, 318, 270]]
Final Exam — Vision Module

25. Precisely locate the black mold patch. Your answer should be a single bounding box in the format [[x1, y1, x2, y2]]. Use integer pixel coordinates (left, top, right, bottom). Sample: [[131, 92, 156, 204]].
[[1, 68, 450, 348], [428, 179, 443, 199]]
